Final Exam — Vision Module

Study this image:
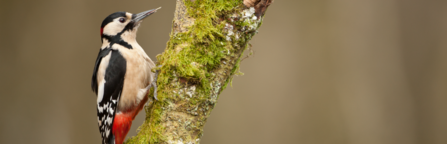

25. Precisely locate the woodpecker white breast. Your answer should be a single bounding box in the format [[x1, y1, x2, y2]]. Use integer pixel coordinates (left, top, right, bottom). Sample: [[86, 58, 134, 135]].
[[91, 8, 160, 144]]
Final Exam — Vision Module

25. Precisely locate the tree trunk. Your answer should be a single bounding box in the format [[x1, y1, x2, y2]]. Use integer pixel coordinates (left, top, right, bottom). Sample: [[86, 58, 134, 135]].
[[125, 0, 271, 143]]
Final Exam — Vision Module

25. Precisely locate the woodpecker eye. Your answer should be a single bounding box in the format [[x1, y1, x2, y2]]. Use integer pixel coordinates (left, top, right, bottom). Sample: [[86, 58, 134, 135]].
[[119, 18, 125, 23]]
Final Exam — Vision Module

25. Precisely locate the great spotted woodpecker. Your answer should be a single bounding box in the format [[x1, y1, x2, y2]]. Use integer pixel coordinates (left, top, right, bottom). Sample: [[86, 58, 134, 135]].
[[91, 8, 160, 144]]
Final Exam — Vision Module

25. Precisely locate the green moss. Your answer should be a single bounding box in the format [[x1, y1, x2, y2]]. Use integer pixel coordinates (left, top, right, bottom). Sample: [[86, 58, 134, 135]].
[[156, 0, 244, 102]]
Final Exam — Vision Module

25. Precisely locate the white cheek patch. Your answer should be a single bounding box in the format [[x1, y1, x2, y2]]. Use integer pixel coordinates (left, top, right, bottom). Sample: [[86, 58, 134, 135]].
[[102, 18, 128, 36], [103, 23, 121, 35]]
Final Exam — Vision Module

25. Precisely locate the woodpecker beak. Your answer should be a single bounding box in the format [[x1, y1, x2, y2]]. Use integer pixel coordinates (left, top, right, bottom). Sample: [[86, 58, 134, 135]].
[[132, 7, 161, 24]]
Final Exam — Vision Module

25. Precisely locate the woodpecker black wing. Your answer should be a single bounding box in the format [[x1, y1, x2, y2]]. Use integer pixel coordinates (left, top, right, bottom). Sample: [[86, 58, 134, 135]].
[[93, 49, 127, 144]]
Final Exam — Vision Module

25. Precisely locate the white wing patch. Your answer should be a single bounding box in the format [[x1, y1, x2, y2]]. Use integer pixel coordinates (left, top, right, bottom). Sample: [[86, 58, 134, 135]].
[[97, 80, 106, 104]]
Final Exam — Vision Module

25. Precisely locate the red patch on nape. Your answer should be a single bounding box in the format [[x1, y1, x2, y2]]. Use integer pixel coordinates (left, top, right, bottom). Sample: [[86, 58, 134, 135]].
[[100, 28, 104, 37]]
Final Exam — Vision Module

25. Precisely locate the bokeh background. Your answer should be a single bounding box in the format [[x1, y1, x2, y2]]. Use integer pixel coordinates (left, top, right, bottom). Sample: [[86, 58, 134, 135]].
[[1, 0, 446, 144]]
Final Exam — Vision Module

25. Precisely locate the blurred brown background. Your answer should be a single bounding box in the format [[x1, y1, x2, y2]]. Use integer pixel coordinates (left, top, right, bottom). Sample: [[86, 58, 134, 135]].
[[1, 0, 446, 144]]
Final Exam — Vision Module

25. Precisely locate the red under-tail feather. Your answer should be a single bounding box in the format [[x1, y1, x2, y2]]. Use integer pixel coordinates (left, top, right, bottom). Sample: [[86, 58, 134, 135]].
[[111, 96, 148, 144]]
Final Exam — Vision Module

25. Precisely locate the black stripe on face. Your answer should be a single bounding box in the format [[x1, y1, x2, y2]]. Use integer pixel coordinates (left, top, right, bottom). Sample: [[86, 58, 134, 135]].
[[123, 21, 136, 32], [102, 34, 133, 49], [101, 12, 127, 29]]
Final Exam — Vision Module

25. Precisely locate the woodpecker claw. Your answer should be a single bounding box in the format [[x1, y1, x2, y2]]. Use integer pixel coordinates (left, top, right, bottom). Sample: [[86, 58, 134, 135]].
[[152, 68, 160, 101]]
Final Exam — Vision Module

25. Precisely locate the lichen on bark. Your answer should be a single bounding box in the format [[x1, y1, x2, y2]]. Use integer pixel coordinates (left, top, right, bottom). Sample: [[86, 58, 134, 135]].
[[125, 0, 270, 143]]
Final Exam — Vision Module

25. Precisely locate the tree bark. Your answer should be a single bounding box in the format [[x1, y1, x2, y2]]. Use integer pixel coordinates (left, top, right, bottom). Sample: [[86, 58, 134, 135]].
[[125, 0, 271, 143]]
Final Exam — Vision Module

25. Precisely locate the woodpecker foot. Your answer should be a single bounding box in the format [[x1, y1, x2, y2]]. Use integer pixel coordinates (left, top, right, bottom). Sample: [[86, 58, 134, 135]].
[[152, 68, 160, 101]]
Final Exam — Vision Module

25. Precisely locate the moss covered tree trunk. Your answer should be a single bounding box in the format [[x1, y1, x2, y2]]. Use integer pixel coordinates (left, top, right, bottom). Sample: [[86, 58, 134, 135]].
[[125, 0, 271, 143]]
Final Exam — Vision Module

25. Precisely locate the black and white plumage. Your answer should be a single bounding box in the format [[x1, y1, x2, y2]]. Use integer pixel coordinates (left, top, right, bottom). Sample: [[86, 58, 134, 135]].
[[92, 48, 126, 143], [91, 8, 160, 144]]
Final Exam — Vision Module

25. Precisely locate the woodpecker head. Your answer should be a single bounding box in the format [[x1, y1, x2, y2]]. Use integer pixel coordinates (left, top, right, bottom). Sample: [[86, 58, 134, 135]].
[[100, 8, 160, 45]]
